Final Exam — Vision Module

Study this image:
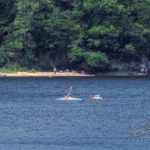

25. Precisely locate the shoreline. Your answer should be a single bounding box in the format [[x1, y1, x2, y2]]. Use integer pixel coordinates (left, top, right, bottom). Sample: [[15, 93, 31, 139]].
[[0, 71, 149, 77], [0, 72, 94, 77]]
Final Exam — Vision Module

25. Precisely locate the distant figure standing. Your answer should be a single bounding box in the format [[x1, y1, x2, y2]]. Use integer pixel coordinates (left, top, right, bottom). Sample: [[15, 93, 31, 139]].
[[81, 71, 85, 75], [53, 67, 57, 75], [140, 64, 147, 75]]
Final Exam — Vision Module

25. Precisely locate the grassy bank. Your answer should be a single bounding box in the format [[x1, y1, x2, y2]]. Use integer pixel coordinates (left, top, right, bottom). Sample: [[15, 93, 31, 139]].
[[0, 64, 41, 73]]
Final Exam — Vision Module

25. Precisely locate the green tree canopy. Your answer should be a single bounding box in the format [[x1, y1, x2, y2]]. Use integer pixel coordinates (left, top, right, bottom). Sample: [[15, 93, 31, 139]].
[[0, 0, 150, 72]]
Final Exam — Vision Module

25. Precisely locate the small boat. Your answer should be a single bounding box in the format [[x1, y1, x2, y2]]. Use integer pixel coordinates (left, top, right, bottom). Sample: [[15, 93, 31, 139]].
[[92, 94, 106, 100], [93, 96, 104, 100], [56, 86, 82, 101], [56, 97, 82, 101]]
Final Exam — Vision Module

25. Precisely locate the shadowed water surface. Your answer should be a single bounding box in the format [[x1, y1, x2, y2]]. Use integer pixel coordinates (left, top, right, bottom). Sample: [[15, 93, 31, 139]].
[[0, 77, 150, 150]]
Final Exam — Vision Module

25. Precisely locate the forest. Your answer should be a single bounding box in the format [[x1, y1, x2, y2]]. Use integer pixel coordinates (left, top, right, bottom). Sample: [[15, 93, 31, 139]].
[[0, 0, 150, 72]]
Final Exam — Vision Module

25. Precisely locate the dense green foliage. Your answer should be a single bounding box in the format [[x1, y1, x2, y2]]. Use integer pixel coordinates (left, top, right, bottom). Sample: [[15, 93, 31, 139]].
[[0, 0, 150, 72]]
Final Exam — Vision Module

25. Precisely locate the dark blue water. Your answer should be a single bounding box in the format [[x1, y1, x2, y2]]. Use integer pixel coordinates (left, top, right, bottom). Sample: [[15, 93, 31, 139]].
[[0, 77, 150, 150]]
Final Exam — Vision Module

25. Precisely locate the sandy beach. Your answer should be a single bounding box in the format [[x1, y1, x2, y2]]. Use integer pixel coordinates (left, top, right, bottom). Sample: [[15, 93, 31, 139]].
[[0, 72, 94, 77], [0, 71, 149, 77]]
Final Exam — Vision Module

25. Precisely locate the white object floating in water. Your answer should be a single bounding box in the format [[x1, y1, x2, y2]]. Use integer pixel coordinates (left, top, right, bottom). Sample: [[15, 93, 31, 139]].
[[93, 96, 104, 100], [56, 97, 82, 101], [92, 95, 106, 100]]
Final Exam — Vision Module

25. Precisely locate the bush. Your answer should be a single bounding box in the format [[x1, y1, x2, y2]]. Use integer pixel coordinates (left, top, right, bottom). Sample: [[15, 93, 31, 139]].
[[84, 52, 109, 69]]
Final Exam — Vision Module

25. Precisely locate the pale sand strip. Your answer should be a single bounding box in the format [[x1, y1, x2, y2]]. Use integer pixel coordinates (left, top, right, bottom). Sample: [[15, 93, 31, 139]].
[[0, 72, 94, 77]]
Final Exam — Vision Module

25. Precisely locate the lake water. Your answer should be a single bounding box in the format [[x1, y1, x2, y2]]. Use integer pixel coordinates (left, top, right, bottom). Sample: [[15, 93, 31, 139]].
[[0, 77, 150, 150]]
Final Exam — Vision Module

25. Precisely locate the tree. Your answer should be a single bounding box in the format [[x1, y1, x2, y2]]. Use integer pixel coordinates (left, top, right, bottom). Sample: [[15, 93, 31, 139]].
[[0, 0, 150, 72]]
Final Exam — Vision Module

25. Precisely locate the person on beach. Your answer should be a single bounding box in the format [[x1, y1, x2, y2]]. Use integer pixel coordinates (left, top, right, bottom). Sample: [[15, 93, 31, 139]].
[[53, 67, 57, 75]]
